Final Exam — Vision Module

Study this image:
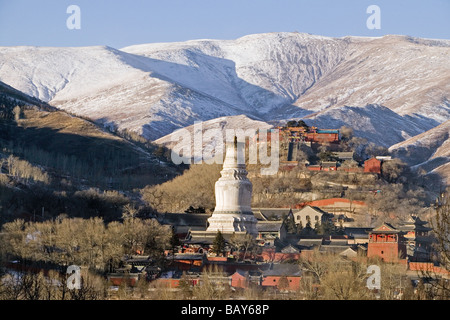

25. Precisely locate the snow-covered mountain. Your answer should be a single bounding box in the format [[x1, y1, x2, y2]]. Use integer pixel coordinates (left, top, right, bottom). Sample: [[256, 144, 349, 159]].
[[155, 114, 273, 163], [389, 120, 450, 185], [1, 33, 449, 138], [294, 35, 450, 120], [0, 32, 449, 181]]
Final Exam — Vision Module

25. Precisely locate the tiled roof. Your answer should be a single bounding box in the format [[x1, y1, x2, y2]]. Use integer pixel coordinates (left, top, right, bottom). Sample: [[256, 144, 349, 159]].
[[344, 227, 373, 237], [257, 221, 283, 232], [371, 222, 399, 233], [281, 244, 300, 253], [253, 208, 292, 220], [263, 264, 302, 277], [158, 213, 209, 227], [319, 245, 354, 253], [297, 238, 323, 247]]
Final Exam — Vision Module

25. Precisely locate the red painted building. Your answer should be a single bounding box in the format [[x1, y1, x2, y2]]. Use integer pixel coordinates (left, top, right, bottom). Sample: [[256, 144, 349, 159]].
[[304, 128, 340, 144], [231, 271, 249, 289], [260, 264, 302, 291], [364, 158, 381, 174], [281, 127, 340, 144], [295, 198, 367, 210], [367, 223, 407, 262], [408, 262, 450, 276], [261, 275, 301, 291], [230, 270, 262, 289], [107, 273, 140, 286], [170, 253, 205, 271], [230, 264, 303, 291], [306, 162, 338, 171]]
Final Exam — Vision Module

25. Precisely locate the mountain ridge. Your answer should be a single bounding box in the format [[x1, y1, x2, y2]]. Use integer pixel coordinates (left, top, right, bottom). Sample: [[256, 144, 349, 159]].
[[0, 32, 449, 183]]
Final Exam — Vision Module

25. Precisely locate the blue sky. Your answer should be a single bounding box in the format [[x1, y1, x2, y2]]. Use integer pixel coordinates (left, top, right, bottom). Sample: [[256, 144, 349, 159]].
[[0, 0, 449, 48]]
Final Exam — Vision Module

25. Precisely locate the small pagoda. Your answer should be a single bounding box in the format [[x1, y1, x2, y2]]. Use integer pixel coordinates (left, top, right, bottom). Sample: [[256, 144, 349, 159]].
[[397, 215, 433, 261]]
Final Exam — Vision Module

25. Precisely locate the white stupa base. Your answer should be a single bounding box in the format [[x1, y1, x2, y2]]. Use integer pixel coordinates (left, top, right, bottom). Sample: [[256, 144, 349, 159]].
[[206, 213, 258, 237]]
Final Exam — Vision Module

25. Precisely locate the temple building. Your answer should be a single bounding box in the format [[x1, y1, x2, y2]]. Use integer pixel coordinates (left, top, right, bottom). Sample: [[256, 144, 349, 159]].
[[397, 215, 433, 261], [367, 223, 407, 262]]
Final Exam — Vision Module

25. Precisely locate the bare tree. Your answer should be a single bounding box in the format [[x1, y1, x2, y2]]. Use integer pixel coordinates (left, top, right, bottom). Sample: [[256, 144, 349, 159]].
[[229, 233, 255, 262], [381, 158, 407, 183], [191, 265, 231, 300], [422, 189, 450, 299]]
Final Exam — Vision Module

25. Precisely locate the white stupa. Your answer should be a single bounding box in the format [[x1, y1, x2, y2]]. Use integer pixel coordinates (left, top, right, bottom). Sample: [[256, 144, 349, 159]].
[[205, 138, 258, 237]]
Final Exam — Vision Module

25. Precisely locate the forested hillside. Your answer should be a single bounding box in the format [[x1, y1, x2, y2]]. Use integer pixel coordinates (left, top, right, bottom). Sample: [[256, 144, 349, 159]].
[[0, 93, 180, 225]]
